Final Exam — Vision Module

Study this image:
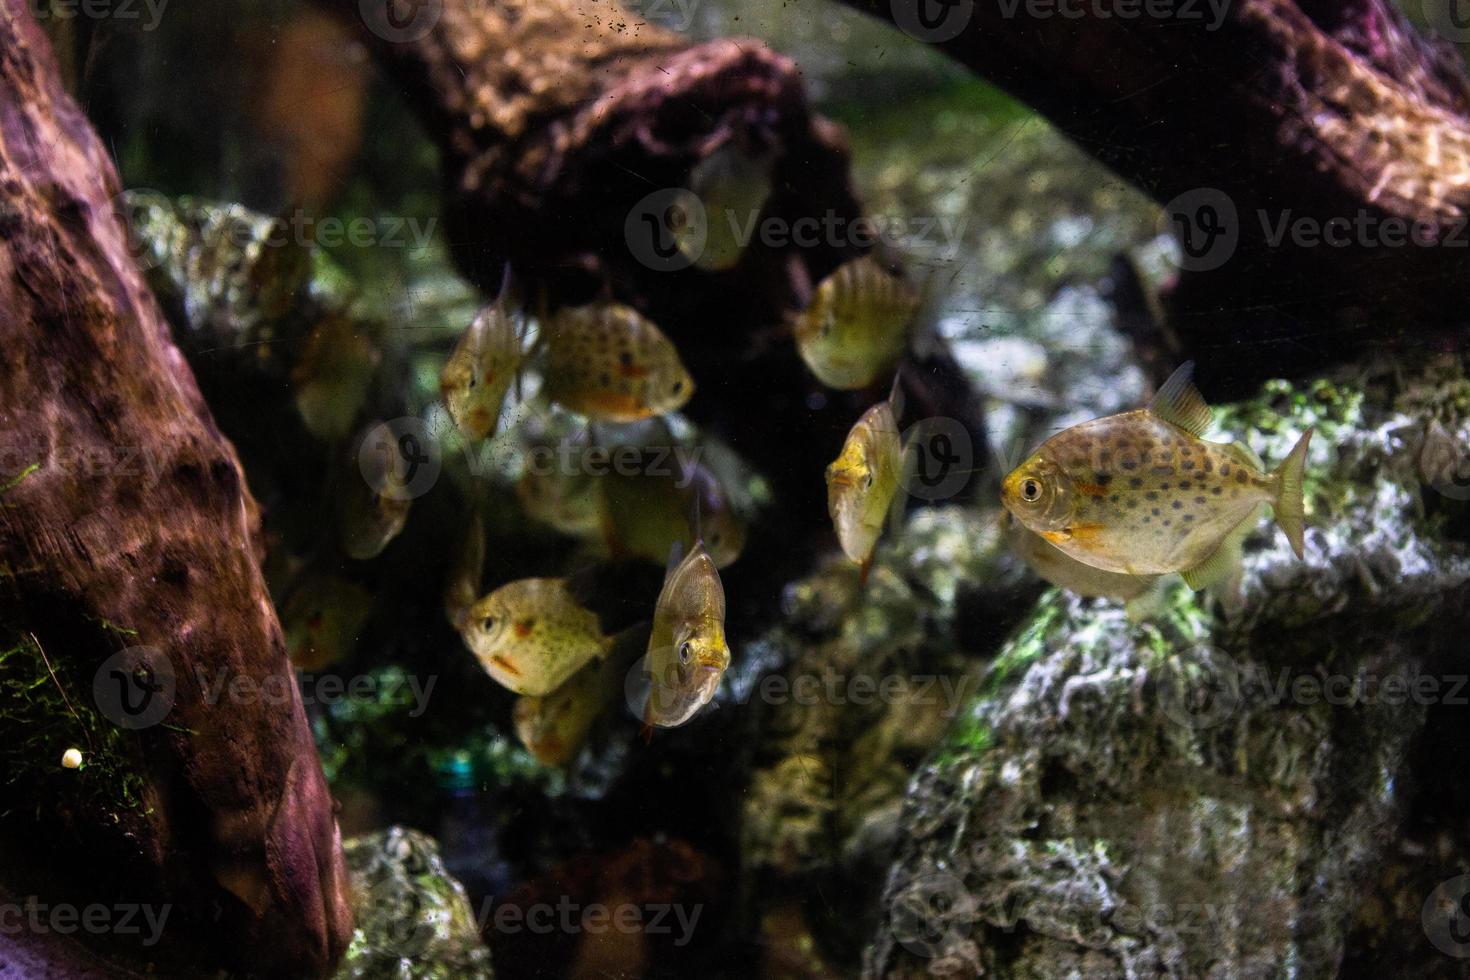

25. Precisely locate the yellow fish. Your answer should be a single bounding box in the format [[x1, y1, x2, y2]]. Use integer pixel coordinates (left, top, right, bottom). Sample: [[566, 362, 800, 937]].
[[444, 512, 485, 631], [513, 659, 609, 767], [825, 385, 905, 579], [440, 297, 523, 441], [600, 460, 745, 569], [341, 420, 415, 560], [282, 575, 372, 672], [1001, 362, 1312, 590], [792, 256, 918, 391], [542, 303, 694, 422], [461, 578, 611, 696], [517, 464, 603, 539], [512, 627, 644, 766], [643, 542, 730, 730], [1001, 511, 1164, 621], [678, 142, 774, 271], [293, 314, 382, 441]]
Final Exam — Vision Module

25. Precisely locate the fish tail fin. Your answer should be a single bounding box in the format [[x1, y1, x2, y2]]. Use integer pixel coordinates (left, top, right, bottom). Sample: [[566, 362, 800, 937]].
[[1272, 428, 1313, 559]]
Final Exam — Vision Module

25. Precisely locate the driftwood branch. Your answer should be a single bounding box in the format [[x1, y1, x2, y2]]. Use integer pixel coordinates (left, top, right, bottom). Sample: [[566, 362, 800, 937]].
[[318, 0, 986, 529], [848, 0, 1470, 390], [0, 2, 351, 974]]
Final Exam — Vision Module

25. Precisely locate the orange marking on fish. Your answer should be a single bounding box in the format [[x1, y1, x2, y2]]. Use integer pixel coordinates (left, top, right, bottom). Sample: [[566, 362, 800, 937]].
[[617, 362, 650, 379], [1068, 523, 1107, 544], [491, 655, 521, 676], [513, 620, 535, 639], [581, 391, 648, 416], [1040, 530, 1070, 545], [1075, 482, 1108, 497]]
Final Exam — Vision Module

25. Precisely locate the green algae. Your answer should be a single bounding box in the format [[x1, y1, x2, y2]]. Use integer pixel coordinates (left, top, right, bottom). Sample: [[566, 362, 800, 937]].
[[0, 632, 149, 822]]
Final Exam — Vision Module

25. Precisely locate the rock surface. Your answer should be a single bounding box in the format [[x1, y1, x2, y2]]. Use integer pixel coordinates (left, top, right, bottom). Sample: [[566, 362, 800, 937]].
[[334, 826, 494, 980], [863, 357, 1470, 978]]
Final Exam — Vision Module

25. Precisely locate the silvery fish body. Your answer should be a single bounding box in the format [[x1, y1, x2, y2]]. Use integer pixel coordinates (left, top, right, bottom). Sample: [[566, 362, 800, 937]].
[[793, 256, 918, 390], [643, 543, 729, 729], [543, 303, 694, 422], [825, 397, 903, 573], [462, 578, 609, 696], [1001, 363, 1311, 589]]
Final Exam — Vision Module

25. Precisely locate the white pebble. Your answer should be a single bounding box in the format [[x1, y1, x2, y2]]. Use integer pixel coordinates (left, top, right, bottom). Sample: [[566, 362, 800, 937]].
[[61, 748, 83, 770]]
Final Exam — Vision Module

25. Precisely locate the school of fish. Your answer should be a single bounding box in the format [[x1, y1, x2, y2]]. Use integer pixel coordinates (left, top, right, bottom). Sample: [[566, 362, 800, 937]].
[[429, 237, 1315, 769]]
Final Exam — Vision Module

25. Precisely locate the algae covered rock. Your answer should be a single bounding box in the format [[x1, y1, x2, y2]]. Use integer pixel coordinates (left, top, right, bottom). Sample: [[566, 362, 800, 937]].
[[739, 506, 1037, 971], [864, 358, 1470, 978], [336, 826, 494, 980]]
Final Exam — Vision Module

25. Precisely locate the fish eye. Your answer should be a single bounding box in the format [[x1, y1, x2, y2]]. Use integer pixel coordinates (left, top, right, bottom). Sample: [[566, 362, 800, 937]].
[[864, 473, 873, 490], [480, 616, 496, 633], [672, 380, 685, 394], [1021, 479, 1042, 502], [679, 642, 693, 665]]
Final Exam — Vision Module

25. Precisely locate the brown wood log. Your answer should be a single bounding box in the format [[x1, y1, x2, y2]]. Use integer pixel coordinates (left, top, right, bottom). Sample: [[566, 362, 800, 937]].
[[317, 0, 986, 532], [0, 2, 351, 975], [845, 0, 1470, 391]]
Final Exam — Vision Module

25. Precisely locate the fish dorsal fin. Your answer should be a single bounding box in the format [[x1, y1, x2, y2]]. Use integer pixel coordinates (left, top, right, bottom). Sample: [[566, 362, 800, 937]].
[[666, 539, 688, 576], [887, 370, 906, 424], [1148, 362, 1212, 437], [686, 485, 704, 546]]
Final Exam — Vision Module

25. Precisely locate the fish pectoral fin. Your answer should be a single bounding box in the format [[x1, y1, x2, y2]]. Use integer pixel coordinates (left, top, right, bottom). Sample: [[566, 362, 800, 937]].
[[1181, 503, 1261, 592], [1148, 361, 1213, 437], [1181, 537, 1243, 592]]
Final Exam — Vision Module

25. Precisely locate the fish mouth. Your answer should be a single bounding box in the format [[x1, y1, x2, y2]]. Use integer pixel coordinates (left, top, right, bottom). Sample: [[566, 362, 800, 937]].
[[690, 661, 725, 701], [646, 664, 724, 728], [999, 473, 1023, 516]]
